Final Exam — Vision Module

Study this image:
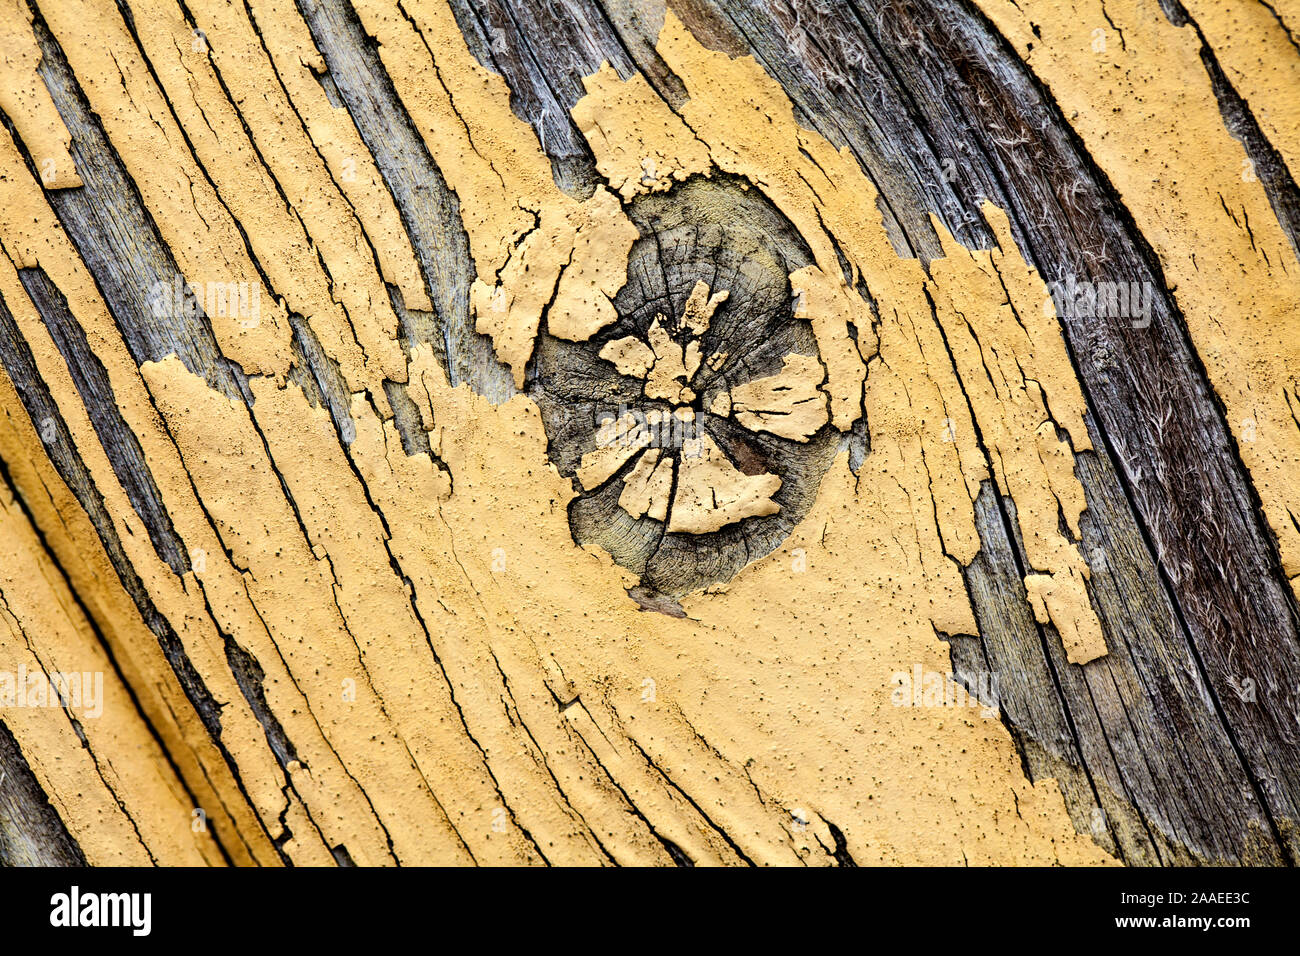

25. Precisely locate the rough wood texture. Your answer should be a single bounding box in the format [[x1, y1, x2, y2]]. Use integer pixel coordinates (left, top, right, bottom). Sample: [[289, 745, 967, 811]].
[[0, 0, 1297, 866]]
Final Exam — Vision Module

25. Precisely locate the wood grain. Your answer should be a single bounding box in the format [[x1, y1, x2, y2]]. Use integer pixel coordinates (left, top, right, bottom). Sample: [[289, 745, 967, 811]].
[[0, 0, 1296, 866]]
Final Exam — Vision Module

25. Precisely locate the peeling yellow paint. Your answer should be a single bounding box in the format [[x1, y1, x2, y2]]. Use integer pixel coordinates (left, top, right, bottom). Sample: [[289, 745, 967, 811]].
[[0, 484, 215, 865], [0, 0, 80, 188], [619, 447, 672, 522], [179, 0, 413, 385], [729, 352, 828, 442], [927, 210, 1103, 664], [1181, 0, 1300, 184], [352, 0, 638, 387], [117, 0, 405, 396], [249, 0, 433, 314], [0, 0, 1127, 866], [974, 0, 1300, 603], [647, 11, 1106, 659], [34, 0, 293, 377], [0, 123, 286, 865], [668, 432, 781, 533], [389, 342, 1109, 863], [573, 62, 712, 200], [789, 265, 870, 432]]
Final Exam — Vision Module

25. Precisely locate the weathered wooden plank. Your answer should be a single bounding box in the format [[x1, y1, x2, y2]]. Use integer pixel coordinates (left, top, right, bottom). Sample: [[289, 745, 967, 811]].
[[452, 0, 1300, 865], [0, 0, 1297, 866], [299, 0, 516, 401]]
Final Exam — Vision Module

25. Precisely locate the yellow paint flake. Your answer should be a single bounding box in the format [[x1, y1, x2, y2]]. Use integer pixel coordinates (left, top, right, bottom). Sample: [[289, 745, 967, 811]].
[[579, 412, 651, 489], [573, 62, 713, 200], [644, 313, 697, 403], [669, 433, 782, 533], [599, 334, 656, 379], [729, 352, 829, 442], [546, 186, 640, 343], [680, 279, 729, 334], [619, 447, 672, 522], [789, 265, 869, 432]]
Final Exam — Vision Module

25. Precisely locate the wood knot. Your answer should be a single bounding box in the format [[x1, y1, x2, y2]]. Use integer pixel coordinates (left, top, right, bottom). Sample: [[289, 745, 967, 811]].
[[530, 177, 843, 599]]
